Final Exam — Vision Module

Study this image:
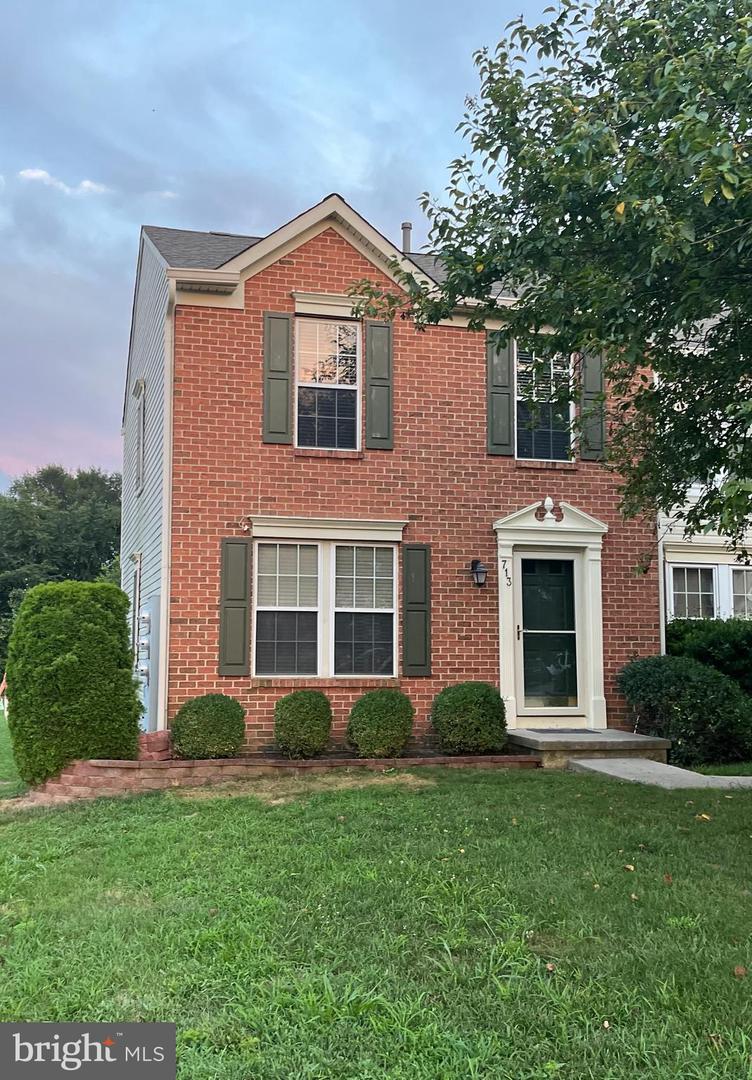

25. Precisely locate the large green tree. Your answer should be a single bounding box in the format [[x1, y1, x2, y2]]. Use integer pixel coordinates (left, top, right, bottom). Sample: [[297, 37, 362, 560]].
[[354, 0, 752, 546], [0, 466, 121, 668]]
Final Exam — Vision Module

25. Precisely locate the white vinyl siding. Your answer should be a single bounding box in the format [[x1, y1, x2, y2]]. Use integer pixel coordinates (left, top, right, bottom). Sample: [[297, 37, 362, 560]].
[[120, 235, 169, 729]]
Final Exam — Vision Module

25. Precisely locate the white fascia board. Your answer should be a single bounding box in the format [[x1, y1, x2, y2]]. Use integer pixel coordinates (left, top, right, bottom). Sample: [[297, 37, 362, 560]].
[[250, 516, 408, 543]]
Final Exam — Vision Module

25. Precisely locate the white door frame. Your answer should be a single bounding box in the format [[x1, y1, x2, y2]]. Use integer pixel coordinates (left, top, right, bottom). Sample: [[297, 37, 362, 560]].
[[513, 549, 585, 719], [494, 499, 608, 730]]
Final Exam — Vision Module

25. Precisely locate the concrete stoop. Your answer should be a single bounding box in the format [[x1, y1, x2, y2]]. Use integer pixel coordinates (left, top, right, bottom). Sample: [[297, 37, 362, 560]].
[[507, 728, 670, 770]]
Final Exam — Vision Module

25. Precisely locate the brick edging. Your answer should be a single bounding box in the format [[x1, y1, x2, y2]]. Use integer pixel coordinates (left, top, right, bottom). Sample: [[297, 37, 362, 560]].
[[34, 753, 541, 801]]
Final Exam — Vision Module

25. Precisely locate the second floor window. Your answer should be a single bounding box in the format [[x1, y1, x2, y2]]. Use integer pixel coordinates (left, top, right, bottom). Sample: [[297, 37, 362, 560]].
[[516, 349, 571, 461], [296, 318, 358, 450]]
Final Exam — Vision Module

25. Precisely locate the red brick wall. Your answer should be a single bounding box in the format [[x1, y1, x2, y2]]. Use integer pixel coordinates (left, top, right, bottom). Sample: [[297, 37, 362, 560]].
[[168, 226, 660, 748]]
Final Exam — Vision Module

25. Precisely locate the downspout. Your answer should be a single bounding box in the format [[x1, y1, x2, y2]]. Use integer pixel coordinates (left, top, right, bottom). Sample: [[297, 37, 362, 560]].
[[657, 523, 667, 655], [156, 278, 176, 730]]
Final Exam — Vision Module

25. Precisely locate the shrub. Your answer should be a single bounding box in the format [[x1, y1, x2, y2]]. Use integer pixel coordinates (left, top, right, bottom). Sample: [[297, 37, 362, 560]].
[[347, 689, 414, 758], [666, 617, 752, 697], [274, 691, 332, 758], [618, 654, 752, 767], [171, 694, 246, 759], [431, 682, 506, 754], [6, 581, 142, 784]]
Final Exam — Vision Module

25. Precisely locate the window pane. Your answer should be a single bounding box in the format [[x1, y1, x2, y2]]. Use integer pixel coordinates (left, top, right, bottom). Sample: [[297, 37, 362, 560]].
[[255, 611, 318, 675], [516, 353, 570, 461], [685, 567, 699, 592], [336, 578, 354, 606], [355, 547, 374, 575], [278, 576, 298, 606], [298, 576, 318, 607], [700, 568, 714, 593], [334, 612, 393, 675], [355, 577, 374, 607], [297, 387, 357, 449], [374, 578, 393, 608], [299, 546, 317, 575], [257, 575, 277, 606], [257, 545, 277, 574], [700, 592, 715, 618], [375, 548, 393, 576], [687, 592, 700, 618]]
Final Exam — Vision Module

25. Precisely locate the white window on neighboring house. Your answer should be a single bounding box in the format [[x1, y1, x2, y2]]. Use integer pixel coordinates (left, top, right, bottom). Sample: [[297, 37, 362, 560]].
[[253, 541, 397, 677], [671, 565, 716, 619], [515, 348, 572, 461], [732, 568, 752, 618], [134, 379, 146, 493], [295, 318, 359, 450]]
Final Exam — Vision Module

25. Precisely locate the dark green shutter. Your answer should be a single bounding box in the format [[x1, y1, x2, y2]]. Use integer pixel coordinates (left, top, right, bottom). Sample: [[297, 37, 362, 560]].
[[365, 321, 393, 449], [487, 333, 514, 455], [219, 538, 251, 676], [402, 544, 431, 676], [580, 352, 606, 461], [263, 312, 292, 443]]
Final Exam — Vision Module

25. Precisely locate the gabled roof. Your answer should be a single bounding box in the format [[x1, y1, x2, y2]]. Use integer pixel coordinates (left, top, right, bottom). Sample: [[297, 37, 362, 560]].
[[142, 200, 442, 283], [142, 225, 262, 269]]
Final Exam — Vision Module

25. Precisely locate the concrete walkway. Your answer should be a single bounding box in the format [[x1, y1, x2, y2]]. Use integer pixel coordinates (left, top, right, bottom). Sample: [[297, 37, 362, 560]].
[[570, 756, 752, 789]]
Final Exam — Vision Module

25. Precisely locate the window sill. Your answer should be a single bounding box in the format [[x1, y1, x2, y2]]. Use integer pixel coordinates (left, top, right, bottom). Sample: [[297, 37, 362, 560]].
[[293, 449, 365, 460], [251, 676, 400, 689], [514, 459, 579, 471]]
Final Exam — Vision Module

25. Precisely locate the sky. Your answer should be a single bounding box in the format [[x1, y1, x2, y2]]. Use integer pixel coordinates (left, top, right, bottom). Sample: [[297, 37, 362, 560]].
[[0, 0, 547, 492]]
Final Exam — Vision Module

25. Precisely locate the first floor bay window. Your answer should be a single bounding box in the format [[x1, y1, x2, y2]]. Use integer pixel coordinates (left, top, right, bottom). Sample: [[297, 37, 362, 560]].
[[254, 540, 396, 677]]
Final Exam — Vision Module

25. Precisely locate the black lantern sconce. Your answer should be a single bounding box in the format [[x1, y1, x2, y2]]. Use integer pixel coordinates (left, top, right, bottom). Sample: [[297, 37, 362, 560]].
[[470, 559, 488, 587]]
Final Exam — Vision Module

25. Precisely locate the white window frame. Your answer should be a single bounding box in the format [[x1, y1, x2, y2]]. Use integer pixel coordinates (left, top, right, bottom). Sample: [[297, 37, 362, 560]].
[[252, 541, 322, 676], [667, 563, 718, 620], [514, 341, 574, 462], [731, 566, 752, 619], [133, 379, 146, 494], [251, 539, 398, 678], [329, 544, 397, 678], [293, 316, 361, 451]]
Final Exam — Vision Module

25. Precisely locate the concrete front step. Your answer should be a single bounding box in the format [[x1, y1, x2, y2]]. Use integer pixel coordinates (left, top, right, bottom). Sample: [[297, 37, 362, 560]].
[[507, 728, 670, 769], [569, 756, 752, 789]]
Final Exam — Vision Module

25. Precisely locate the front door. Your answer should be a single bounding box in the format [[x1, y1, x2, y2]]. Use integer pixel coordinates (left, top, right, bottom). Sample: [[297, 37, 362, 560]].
[[515, 555, 579, 712]]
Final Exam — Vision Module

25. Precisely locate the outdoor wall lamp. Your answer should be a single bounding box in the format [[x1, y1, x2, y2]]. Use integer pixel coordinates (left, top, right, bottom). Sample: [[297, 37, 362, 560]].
[[470, 559, 488, 587]]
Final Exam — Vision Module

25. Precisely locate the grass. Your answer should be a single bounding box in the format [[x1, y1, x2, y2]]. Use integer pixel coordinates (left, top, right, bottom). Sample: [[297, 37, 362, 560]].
[[695, 761, 752, 776], [0, 722, 751, 1077]]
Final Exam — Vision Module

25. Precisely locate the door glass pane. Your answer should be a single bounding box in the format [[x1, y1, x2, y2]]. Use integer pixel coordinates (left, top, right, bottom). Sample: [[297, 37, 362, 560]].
[[521, 559, 577, 707]]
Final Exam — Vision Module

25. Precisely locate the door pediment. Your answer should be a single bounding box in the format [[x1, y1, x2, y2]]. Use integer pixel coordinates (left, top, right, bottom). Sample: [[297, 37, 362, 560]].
[[494, 499, 607, 549]]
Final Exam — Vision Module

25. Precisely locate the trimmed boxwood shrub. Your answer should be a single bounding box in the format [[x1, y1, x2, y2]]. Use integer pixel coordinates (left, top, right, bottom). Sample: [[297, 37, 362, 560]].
[[618, 654, 752, 767], [275, 690, 332, 758], [6, 581, 141, 784], [667, 617, 752, 697], [431, 681, 506, 754], [347, 689, 414, 758], [171, 694, 246, 759]]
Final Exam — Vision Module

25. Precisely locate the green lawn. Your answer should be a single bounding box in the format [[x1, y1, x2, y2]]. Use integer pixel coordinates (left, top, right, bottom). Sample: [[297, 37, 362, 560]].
[[0, 727, 750, 1077], [0, 711, 26, 799]]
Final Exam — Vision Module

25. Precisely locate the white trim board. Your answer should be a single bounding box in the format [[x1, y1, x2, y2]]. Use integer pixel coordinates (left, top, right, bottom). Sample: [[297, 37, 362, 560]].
[[249, 516, 407, 543]]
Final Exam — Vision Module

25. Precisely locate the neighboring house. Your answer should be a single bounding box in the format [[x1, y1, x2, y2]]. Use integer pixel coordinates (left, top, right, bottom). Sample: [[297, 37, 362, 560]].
[[121, 193, 661, 745], [659, 488, 752, 623]]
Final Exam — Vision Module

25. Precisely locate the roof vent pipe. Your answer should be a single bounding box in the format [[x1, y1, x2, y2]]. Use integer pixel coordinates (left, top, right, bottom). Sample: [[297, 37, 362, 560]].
[[401, 221, 412, 254]]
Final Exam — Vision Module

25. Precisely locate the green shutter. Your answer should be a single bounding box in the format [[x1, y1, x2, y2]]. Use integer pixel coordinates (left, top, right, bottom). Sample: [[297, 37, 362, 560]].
[[402, 544, 431, 676], [365, 321, 393, 449], [580, 352, 606, 461], [219, 538, 251, 676], [263, 312, 292, 444], [487, 333, 514, 455]]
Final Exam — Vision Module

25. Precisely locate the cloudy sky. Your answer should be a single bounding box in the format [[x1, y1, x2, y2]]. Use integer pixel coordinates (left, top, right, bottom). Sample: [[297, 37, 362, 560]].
[[0, 0, 546, 491]]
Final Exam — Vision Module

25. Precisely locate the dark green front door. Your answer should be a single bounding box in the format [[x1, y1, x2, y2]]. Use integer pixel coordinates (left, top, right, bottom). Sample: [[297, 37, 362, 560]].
[[520, 558, 578, 708]]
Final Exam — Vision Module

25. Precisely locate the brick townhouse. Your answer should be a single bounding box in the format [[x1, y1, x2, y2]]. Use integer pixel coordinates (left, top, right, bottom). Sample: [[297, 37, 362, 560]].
[[121, 193, 661, 748]]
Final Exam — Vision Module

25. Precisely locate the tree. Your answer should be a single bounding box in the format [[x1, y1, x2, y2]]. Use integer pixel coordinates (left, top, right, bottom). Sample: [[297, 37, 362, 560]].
[[352, 0, 752, 547], [0, 466, 121, 669]]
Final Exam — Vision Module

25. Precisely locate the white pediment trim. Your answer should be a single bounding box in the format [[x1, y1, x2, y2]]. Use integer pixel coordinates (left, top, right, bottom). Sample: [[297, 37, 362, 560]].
[[493, 499, 608, 549]]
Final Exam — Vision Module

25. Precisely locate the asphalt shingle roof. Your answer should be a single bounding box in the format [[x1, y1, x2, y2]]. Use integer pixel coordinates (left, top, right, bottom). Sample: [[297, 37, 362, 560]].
[[143, 225, 262, 269]]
